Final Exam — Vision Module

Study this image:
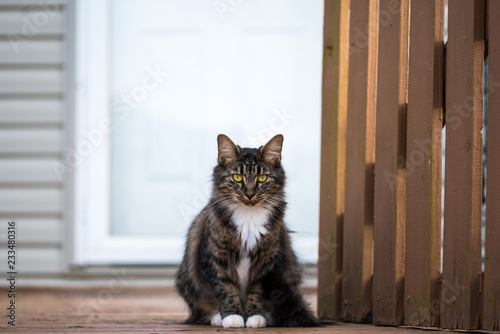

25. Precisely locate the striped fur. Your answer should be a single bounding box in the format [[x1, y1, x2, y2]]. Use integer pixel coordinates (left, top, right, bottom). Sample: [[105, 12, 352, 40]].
[[175, 134, 318, 328]]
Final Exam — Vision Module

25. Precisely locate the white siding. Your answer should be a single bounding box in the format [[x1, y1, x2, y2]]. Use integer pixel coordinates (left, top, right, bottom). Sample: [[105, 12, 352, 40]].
[[0, 10, 63, 35], [0, 129, 62, 154], [0, 100, 62, 124], [0, 0, 66, 275], [0, 69, 62, 94], [0, 159, 62, 184], [0, 41, 63, 64]]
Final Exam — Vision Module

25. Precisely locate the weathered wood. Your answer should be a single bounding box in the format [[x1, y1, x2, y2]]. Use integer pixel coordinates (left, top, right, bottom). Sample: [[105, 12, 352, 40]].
[[373, 0, 409, 326], [341, 0, 378, 323], [0, 289, 455, 333], [404, 0, 444, 327], [318, 0, 349, 321], [442, 0, 485, 330], [483, 0, 500, 330]]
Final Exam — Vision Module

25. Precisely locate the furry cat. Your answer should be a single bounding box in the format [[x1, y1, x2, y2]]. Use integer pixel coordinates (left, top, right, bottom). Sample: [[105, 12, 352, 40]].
[[175, 134, 318, 328]]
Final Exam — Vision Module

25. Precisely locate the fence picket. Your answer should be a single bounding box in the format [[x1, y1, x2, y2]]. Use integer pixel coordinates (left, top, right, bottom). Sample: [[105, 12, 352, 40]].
[[341, 0, 378, 323], [442, 0, 485, 330], [404, 0, 444, 327], [317, 0, 350, 321], [483, 0, 500, 330], [317, 0, 498, 330], [373, 0, 409, 326]]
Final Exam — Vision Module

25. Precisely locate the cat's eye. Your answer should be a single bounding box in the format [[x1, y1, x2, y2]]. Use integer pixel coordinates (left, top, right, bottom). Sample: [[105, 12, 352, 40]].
[[258, 174, 268, 183], [232, 174, 243, 182]]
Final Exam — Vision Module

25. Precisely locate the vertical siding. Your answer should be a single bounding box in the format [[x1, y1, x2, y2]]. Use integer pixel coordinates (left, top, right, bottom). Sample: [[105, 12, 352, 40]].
[[0, 0, 66, 274]]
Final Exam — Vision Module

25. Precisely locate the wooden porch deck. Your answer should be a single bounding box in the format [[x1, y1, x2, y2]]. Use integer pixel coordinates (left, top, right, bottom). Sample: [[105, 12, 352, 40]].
[[0, 284, 460, 333]]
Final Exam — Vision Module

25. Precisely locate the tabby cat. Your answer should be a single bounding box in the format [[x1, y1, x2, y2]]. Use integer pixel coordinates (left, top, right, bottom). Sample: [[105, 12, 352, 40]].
[[175, 134, 318, 328]]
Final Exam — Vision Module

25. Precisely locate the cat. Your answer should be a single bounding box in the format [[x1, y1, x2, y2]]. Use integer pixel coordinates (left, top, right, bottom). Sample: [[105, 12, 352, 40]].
[[175, 134, 319, 328]]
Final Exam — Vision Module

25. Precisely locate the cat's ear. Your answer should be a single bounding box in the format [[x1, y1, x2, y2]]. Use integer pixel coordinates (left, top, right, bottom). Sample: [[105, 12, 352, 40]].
[[217, 134, 240, 165], [261, 134, 283, 165]]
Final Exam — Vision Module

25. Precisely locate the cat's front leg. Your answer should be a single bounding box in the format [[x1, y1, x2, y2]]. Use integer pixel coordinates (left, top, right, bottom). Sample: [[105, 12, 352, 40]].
[[211, 280, 245, 328], [245, 282, 267, 328]]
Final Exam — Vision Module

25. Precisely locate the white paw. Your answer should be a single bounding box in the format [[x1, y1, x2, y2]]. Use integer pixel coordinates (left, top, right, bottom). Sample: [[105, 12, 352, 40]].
[[222, 314, 245, 328], [246, 315, 267, 328], [210, 313, 222, 326]]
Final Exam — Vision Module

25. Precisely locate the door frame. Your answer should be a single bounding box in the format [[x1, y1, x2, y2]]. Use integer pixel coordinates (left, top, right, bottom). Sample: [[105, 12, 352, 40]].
[[65, 0, 184, 266], [64, 0, 320, 267]]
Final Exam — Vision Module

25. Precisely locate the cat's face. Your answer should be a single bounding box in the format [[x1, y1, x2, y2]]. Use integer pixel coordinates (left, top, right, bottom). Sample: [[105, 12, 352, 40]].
[[213, 134, 286, 208]]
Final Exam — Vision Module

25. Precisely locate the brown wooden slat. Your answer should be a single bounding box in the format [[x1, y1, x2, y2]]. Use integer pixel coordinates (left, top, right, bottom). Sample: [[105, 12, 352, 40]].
[[442, 0, 485, 330], [317, 0, 349, 321], [404, 0, 444, 327], [483, 0, 500, 330], [341, 0, 378, 323], [373, 0, 409, 326]]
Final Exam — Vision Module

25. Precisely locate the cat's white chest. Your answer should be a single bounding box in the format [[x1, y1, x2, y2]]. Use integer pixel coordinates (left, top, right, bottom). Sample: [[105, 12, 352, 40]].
[[236, 255, 251, 292], [231, 205, 271, 252]]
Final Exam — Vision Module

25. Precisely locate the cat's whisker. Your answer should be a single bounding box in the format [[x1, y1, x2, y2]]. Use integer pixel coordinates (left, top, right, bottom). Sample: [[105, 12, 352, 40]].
[[176, 134, 318, 328]]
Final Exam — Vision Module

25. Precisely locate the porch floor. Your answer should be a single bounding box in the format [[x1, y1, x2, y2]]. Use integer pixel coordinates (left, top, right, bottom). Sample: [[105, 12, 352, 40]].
[[2, 285, 454, 333]]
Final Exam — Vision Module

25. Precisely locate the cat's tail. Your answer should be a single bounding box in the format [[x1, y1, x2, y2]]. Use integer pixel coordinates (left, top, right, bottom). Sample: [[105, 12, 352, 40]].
[[182, 308, 213, 325], [183, 315, 209, 325], [277, 307, 321, 327], [271, 293, 321, 327]]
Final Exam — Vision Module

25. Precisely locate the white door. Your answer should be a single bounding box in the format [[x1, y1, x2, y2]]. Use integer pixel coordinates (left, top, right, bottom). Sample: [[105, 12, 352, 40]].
[[74, 0, 323, 265]]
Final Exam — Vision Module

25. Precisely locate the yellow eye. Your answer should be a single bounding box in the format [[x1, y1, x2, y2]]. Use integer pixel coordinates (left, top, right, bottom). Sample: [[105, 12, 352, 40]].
[[258, 174, 268, 182], [232, 174, 243, 182]]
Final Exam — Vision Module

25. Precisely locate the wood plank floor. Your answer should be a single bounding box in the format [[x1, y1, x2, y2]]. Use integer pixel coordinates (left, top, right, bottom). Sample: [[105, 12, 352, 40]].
[[0, 286, 453, 333]]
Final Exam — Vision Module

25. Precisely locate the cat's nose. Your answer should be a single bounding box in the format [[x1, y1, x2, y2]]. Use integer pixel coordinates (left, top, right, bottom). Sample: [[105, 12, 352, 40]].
[[245, 192, 256, 200]]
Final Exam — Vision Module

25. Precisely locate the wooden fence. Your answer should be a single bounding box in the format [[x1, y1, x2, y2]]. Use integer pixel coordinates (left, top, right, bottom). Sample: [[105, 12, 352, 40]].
[[317, 0, 500, 330]]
